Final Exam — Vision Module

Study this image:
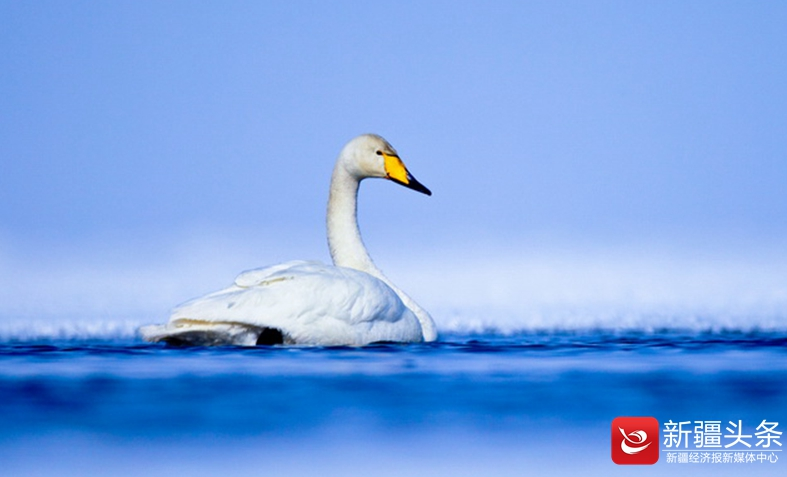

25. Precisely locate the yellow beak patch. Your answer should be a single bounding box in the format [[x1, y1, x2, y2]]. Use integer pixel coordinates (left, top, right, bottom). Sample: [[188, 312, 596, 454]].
[[383, 153, 410, 185]]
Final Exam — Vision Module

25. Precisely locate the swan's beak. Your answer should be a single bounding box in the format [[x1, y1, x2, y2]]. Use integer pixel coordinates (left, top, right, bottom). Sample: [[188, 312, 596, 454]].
[[383, 153, 432, 196]]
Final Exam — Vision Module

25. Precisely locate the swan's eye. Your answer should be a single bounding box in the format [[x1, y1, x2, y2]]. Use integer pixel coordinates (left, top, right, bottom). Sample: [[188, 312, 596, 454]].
[[375, 150, 383, 156]]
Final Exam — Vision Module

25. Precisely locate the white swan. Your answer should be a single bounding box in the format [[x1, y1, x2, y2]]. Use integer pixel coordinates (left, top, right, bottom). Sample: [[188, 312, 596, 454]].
[[140, 134, 437, 346]]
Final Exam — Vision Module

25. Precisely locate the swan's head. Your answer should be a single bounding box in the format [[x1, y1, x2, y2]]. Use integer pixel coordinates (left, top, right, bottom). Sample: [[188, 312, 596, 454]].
[[339, 134, 431, 196]]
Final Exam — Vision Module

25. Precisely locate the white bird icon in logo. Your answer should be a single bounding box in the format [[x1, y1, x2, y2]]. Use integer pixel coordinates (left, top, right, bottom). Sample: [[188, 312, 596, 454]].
[[619, 427, 651, 454]]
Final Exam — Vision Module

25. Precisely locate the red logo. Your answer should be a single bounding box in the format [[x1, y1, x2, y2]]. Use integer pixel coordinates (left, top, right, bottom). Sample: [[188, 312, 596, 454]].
[[612, 417, 660, 465]]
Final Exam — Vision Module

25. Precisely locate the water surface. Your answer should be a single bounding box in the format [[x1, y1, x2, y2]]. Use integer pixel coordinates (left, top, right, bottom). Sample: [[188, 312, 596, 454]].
[[1, 330, 785, 476]]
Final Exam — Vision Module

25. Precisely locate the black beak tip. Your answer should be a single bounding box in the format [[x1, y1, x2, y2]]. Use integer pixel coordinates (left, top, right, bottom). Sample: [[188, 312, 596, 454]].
[[389, 173, 432, 196], [408, 178, 432, 196]]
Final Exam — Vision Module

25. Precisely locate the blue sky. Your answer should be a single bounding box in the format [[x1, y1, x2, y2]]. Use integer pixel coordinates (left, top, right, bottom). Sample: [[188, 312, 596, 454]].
[[1, 1, 786, 331]]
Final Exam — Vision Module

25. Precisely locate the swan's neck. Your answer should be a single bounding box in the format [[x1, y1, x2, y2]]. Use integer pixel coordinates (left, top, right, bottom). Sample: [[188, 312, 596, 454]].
[[326, 165, 437, 341], [326, 165, 376, 273]]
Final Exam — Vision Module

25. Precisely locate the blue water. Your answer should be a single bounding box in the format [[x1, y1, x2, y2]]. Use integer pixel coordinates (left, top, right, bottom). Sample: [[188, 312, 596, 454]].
[[1, 330, 785, 476]]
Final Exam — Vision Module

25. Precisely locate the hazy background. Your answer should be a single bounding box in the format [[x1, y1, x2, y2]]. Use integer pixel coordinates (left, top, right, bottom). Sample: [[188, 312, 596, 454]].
[[2, 1, 786, 336]]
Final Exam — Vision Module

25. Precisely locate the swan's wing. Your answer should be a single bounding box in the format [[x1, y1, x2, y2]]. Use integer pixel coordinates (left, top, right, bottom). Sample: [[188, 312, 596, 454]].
[[159, 261, 423, 346], [232, 260, 318, 287]]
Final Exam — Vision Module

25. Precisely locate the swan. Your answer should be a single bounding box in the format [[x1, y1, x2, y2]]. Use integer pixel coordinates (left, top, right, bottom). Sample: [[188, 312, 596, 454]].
[[139, 134, 437, 346]]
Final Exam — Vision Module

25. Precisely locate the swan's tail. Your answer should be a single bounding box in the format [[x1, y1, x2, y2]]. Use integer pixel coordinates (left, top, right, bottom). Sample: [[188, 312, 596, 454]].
[[139, 321, 287, 346]]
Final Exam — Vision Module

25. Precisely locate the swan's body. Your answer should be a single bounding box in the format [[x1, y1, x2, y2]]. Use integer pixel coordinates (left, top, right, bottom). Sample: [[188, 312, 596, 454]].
[[140, 134, 436, 346]]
